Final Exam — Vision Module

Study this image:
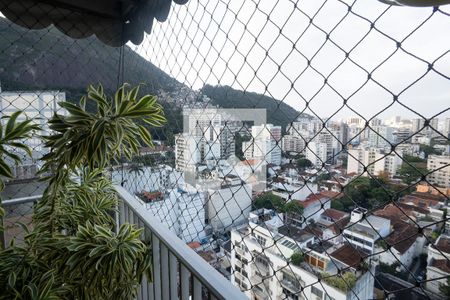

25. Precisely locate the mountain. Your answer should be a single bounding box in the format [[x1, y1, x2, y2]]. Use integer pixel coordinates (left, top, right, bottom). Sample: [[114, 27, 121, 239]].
[[201, 85, 302, 131], [0, 18, 301, 140]]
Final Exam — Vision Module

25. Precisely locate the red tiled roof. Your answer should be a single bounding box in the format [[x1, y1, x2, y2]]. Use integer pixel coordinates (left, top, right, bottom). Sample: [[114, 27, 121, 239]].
[[430, 259, 450, 274], [385, 221, 420, 254], [322, 209, 348, 222], [331, 244, 369, 269], [435, 236, 450, 254], [187, 241, 201, 249], [328, 216, 350, 235], [319, 190, 341, 199], [373, 204, 412, 223]]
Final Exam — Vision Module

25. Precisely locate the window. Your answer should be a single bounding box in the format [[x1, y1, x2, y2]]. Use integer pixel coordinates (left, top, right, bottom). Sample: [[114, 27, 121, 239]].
[[242, 270, 248, 277], [311, 286, 323, 299], [235, 266, 241, 273], [256, 235, 267, 246]]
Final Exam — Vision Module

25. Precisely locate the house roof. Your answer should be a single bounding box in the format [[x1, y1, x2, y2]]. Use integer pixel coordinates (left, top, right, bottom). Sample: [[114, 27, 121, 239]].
[[384, 221, 420, 254], [435, 235, 450, 254], [321, 209, 348, 222], [429, 259, 450, 274], [330, 243, 369, 269], [279, 224, 314, 243], [373, 204, 412, 223], [187, 241, 201, 249]]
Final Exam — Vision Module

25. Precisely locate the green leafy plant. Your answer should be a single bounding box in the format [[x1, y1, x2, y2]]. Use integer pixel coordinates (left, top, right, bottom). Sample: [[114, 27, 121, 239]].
[[321, 272, 357, 292], [290, 252, 304, 266], [0, 84, 165, 299], [0, 112, 39, 241]]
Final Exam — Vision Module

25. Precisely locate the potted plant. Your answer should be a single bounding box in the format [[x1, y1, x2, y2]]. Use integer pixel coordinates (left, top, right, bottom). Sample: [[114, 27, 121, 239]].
[[0, 84, 165, 299]]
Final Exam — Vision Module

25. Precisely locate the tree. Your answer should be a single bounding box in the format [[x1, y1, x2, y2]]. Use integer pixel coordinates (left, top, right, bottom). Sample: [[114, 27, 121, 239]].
[[0, 84, 165, 299], [253, 192, 285, 211], [282, 201, 304, 216], [398, 162, 428, 184], [290, 252, 304, 266], [331, 200, 344, 211], [297, 158, 312, 169], [420, 144, 441, 158]]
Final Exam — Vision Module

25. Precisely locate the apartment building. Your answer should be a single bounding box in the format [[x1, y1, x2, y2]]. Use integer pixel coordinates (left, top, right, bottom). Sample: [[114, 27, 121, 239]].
[[427, 155, 450, 188], [347, 148, 403, 178], [230, 209, 374, 300], [0, 88, 66, 179], [306, 142, 328, 168], [426, 235, 450, 294], [205, 176, 253, 233], [342, 208, 391, 254], [243, 124, 282, 166]]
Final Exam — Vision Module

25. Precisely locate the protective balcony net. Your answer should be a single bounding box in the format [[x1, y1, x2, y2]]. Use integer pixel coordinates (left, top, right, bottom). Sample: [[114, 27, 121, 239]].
[[0, 0, 449, 299]]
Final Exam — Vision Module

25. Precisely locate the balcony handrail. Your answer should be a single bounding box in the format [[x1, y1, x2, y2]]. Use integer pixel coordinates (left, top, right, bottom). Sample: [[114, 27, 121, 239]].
[[2, 194, 42, 206], [115, 185, 248, 300]]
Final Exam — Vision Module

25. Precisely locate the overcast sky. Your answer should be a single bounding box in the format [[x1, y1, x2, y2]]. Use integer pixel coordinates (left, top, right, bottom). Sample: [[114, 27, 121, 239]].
[[132, 0, 450, 121]]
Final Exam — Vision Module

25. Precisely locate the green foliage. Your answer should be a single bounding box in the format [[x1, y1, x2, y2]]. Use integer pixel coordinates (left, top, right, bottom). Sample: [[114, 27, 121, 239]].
[[321, 272, 357, 292], [290, 252, 304, 266], [0, 111, 39, 180], [331, 200, 344, 211], [202, 84, 302, 132], [398, 160, 428, 185], [419, 144, 441, 158], [342, 177, 393, 210], [378, 262, 408, 280], [235, 133, 251, 160], [282, 201, 304, 216], [0, 84, 163, 299], [439, 277, 450, 297], [403, 154, 426, 163], [315, 173, 331, 184], [253, 192, 285, 211], [0, 112, 39, 240], [296, 158, 313, 169]]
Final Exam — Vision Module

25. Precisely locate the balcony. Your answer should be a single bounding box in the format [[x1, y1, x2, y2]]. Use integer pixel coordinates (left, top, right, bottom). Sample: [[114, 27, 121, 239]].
[[1, 186, 247, 300]]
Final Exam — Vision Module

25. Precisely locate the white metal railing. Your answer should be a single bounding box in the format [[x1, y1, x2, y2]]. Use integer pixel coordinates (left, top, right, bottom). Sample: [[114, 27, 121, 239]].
[[115, 185, 248, 300]]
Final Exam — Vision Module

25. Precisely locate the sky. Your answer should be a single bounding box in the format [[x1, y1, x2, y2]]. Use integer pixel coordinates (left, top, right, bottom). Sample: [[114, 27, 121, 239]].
[[133, 0, 449, 121]]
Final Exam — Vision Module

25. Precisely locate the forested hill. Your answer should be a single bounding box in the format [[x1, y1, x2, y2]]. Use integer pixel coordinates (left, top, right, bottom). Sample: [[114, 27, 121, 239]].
[[201, 85, 302, 131]]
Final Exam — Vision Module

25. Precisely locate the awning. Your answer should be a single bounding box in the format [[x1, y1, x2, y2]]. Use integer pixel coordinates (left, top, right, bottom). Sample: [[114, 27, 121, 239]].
[[0, 0, 188, 47]]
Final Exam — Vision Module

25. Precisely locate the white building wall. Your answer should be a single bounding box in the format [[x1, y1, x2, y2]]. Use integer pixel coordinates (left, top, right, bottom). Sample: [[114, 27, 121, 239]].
[[207, 183, 252, 232]]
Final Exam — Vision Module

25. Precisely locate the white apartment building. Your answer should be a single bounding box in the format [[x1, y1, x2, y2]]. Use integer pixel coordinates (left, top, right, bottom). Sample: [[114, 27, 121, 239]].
[[347, 148, 403, 178], [444, 118, 450, 138], [230, 209, 374, 300], [112, 166, 206, 243], [343, 208, 391, 254], [368, 126, 394, 149], [306, 142, 328, 167], [427, 155, 450, 188], [243, 124, 282, 166], [426, 235, 450, 294], [205, 176, 252, 233], [282, 134, 305, 153], [175, 133, 201, 172], [0, 89, 67, 179]]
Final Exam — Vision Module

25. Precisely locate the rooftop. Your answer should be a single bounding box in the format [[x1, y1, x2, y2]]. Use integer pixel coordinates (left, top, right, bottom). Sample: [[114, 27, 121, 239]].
[[321, 209, 349, 222], [434, 235, 450, 254], [429, 259, 450, 274], [384, 221, 420, 254], [278, 224, 314, 243], [330, 243, 369, 270]]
